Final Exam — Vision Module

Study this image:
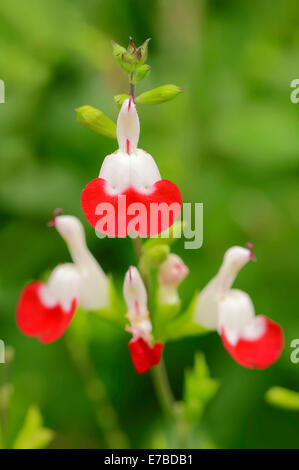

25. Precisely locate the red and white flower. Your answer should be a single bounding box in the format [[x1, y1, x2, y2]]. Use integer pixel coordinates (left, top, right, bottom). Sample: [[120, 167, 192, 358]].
[[123, 266, 163, 373], [81, 97, 182, 237], [158, 254, 189, 305], [194, 244, 284, 369], [16, 264, 81, 343], [16, 211, 110, 343], [52, 212, 109, 310]]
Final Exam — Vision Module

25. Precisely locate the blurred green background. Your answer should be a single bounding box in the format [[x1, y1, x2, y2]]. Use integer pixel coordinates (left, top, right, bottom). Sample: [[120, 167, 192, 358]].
[[1, 0, 299, 449]]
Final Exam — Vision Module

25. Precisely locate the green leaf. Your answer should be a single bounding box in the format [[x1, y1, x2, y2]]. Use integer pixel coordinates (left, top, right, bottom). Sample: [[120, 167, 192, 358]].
[[136, 85, 184, 104], [162, 292, 208, 342], [114, 94, 129, 107], [76, 105, 116, 139], [135, 64, 151, 82], [13, 406, 54, 449], [184, 353, 219, 423], [265, 387, 299, 411]]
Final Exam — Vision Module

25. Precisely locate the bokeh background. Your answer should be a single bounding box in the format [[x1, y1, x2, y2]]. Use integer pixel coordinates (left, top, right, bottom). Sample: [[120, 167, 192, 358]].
[[1, 0, 299, 449]]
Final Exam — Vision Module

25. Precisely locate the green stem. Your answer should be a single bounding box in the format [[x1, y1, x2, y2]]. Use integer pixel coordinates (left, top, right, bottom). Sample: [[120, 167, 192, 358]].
[[131, 238, 176, 421], [0, 347, 13, 444], [150, 360, 176, 420], [129, 76, 188, 446], [129, 72, 135, 99], [65, 335, 129, 449]]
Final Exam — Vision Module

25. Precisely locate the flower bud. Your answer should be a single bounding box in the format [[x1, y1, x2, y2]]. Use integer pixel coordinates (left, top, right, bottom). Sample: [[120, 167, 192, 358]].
[[123, 266, 163, 373], [158, 254, 189, 305], [76, 105, 116, 139], [135, 64, 151, 82], [135, 85, 184, 104], [123, 266, 147, 317]]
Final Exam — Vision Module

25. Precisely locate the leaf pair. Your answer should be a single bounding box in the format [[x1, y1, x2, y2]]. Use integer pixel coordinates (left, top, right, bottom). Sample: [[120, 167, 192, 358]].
[[76, 84, 183, 139]]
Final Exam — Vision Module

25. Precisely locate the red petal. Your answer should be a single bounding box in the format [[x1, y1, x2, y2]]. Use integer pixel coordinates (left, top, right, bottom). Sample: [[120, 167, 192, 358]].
[[16, 281, 77, 343], [129, 338, 164, 374], [221, 315, 284, 369], [81, 178, 182, 237]]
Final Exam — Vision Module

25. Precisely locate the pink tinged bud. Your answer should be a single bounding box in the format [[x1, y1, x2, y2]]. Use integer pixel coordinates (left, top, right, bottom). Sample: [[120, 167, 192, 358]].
[[16, 264, 80, 343], [129, 337, 163, 374], [158, 254, 189, 305], [53, 214, 109, 310], [117, 98, 140, 154], [219, 290, 284, 368], [194, 245, 253, 330], [158, 254, 189, 285]]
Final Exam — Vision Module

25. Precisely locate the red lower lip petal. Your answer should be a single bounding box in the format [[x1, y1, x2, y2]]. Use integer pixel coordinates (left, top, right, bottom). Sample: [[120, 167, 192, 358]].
[[129, 337, 164, 374], [221, 315, 284, 369], [16, 281, 77, 343], [81, 178, 182, 237]]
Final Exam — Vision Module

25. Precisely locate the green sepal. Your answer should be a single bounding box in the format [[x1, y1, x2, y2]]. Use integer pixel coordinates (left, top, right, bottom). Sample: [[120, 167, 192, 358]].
[[135, 85, 184, 104], [143, 221, 186, 252], [135, 64, 151, 82], [183, 353, 219, 423], [265, 387, 299, 411], [111, 40, 127, 68], [114, 93, 129, 107], [140, 244, 170, 274], [112, 38, 151, 75], [135, 38, 151, 64], [162, 292, 208, 342], [76, 105, 116, 139]]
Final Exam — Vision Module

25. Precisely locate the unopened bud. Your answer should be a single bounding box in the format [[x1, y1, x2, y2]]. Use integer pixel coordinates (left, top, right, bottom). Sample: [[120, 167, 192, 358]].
[[135, 64, 151, 82], [136, 85, 184, 104], [76, 105, 116, 139]]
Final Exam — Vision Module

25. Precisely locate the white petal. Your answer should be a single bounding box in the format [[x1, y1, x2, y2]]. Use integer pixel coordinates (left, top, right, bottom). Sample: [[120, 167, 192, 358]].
[[99, 149, 161, 195], [40, 263, 81, 312], [193, 280, 220, 330], [117, 98, 140, 154], [123, 266, 147, 314], [193, 246, 252, 330], [55, 215, 109, 310], [218, 289, 255, 344]]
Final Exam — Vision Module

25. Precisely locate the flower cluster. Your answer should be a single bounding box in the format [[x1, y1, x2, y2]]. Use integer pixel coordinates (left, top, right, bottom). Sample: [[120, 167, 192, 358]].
[[15, 37, 284, 380]]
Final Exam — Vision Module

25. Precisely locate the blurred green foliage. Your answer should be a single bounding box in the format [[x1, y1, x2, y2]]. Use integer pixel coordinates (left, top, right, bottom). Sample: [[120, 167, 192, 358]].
[[0, 0, 299, 449]]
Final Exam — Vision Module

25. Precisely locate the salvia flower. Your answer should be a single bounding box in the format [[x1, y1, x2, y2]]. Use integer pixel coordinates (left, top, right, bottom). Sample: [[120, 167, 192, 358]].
[[52, 212, 109, 310], [158, 254, 189, 305], [16, 211, 110, 343], [16, 264, 80, 343], [123, 266, 163, 373], [194, 245, 284, 369], [81, 97, 182, 237]]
